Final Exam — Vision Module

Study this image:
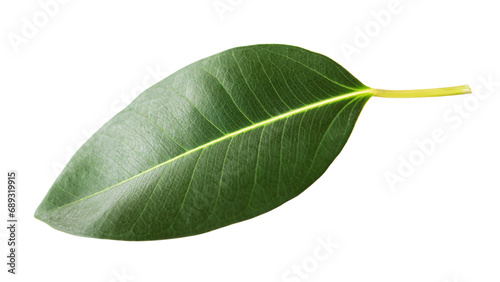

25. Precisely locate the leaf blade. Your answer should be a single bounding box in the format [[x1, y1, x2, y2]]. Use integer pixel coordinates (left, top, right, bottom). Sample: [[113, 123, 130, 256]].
[[36, 44, 373, 240]]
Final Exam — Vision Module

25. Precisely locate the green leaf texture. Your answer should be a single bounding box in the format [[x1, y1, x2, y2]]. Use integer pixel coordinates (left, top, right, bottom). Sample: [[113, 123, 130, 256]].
[[35, 44, 372, 240]]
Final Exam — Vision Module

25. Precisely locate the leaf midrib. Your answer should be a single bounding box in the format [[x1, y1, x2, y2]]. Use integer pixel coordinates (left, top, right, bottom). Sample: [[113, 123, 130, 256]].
[[45, 88, 373, 213]]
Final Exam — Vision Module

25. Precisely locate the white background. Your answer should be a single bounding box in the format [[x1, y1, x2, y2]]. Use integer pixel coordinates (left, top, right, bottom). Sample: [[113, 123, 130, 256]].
[[1, 0, 500, 281]]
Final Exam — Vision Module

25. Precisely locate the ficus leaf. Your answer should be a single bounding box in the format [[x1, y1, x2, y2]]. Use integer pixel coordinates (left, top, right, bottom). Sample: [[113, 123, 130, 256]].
[[35, 44, 471, 240]]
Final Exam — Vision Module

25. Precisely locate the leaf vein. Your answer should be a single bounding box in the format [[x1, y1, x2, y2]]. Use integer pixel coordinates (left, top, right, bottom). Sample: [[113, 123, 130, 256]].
[[43, 89, 371, 213]]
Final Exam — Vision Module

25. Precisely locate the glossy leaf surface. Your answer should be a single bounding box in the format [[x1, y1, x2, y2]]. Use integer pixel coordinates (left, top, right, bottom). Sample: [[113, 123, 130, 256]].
[[35, 44, 376, 240]]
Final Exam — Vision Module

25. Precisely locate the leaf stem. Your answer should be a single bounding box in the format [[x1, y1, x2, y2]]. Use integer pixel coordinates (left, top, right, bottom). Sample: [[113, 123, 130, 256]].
[[372, 85, 471, 98]]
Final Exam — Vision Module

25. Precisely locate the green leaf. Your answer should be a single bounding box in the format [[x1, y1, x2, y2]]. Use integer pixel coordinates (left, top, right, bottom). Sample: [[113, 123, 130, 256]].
[[35, 44, 471, 240]]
